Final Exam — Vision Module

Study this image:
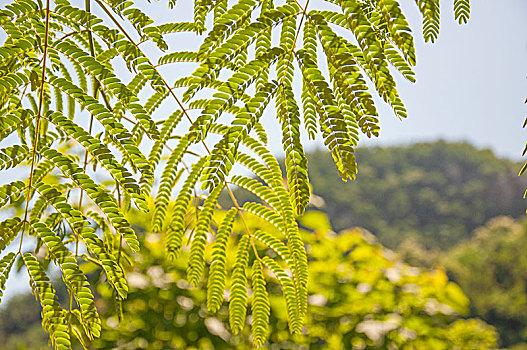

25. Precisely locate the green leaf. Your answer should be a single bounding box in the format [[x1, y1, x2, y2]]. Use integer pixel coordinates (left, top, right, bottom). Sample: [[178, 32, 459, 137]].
[[261, 256, 300, 334], [229, 235, 250, 334], [23, 253, 72, 350], [0, 144, 29, 170], [414, 0, 441, 42], [276, 85, 310, 215], [39, 147, 139, 252], [152, 135, 191, 232], [165, 156, 208, 260], [454, 0, 470, 24], [207, 208, 237, 312], [0, 252, 16, 304], [251, 260, 270, 347], [29, 220, 101, 339], [187, 184, 224, 286]]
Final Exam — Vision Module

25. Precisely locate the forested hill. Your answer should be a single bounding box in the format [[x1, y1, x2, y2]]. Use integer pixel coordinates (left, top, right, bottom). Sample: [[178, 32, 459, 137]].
[[303, 141, 526, 250]]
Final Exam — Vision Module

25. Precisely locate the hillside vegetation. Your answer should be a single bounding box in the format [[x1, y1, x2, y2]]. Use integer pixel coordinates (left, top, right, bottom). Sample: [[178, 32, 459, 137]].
[[300, 141, 527, 347], [304, 141, 526, 249], [444, 217, 527, 347]]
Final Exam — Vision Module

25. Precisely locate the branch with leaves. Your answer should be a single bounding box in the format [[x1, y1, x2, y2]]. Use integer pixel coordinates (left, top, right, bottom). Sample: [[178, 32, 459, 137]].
[[0, 0, 471, 348]]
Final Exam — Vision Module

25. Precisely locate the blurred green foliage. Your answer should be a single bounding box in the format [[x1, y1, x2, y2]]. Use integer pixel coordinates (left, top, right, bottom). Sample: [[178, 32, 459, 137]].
[[444, 217, 527, 347], [0, 293, 50, 349], [94, 212, 497, 349], [0, 210, 498, 349], [91, 210, 498, 349]]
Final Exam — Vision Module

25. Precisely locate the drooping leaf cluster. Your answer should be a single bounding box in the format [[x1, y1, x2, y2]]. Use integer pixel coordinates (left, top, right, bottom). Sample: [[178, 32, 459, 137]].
[[520, 97, 527, 205], [0, 0, 470, 347]]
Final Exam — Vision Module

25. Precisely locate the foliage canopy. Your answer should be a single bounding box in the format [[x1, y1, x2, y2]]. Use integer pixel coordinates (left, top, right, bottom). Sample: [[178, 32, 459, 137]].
[[0, 209, 498, 349], [0, 0, 474, 347], [445, 217, 527, 347]]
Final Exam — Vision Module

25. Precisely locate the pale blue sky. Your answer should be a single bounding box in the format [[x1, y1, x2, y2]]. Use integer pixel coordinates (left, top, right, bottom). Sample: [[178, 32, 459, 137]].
[[367, 0, 527, 160]]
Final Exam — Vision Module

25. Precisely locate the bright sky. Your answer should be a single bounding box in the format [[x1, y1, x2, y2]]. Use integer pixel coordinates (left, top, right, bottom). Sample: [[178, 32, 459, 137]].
[[165, 0, 527, 160], [131, 0, 527, 161]]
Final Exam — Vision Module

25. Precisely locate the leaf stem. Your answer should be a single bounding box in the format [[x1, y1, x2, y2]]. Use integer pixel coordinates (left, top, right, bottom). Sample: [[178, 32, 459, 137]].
[[19, 0, 51, 253]]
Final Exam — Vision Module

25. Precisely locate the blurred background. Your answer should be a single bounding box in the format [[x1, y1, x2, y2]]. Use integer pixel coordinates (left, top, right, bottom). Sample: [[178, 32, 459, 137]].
[[2, 141, 527, 349], [1, 0, 527, 348]]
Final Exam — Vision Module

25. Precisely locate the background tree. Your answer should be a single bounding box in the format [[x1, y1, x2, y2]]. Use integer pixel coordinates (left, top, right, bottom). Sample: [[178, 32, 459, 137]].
[[444, 217, 527, 347], [0, 209, 499, 349]]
